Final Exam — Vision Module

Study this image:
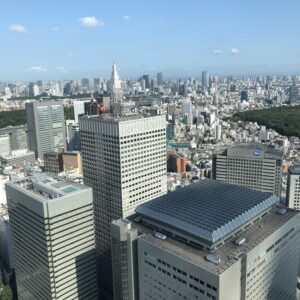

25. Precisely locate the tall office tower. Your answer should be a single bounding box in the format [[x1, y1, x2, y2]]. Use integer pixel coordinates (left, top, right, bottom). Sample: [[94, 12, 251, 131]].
[[240, 90, 248, 101], [80, 113, 167, 297], [28, 82, 34, 97], [212, 144, 283, 196], [157, 72, 163, 86], [289, 84, 300, 103], [6, 175, 98, 300], [143, 75, 150, 89], [202, 70, 209, 90], [0, 134, 11, 156], [182, 100, 193, 125], [179, 84, 187, 96], [26, 100, 66, 159], [287, 166, 300, 210], [111, 180, 300, 300], [67, 123, 81, 151]]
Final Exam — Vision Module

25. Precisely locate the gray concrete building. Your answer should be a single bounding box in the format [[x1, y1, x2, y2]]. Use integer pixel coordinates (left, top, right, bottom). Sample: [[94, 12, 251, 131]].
[[287, 166, 300, 211], [26, 100, 66, 159], [80, 113, 167, 297], [111, 180, 300, 300], [44, 152, 64, 174], [6, 174, 98, 300], [0, 134, 11, 156], [212, 143, 283, 196], [0, 150, 35, 167], [0, 125, 28, 151]]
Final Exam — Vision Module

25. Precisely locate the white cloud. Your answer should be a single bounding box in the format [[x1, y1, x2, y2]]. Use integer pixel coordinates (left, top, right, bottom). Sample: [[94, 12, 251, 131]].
[[212, 49, 221, 55], [79, 16, 105, 27], [51, 26, 60, 32], [231, 48, 240, 55], [56, 67, 69, 73], [9, 24, 28, 34], [122, 15, 130, 20], [66, 52, 74, 57], [27, 66, 47, 72]]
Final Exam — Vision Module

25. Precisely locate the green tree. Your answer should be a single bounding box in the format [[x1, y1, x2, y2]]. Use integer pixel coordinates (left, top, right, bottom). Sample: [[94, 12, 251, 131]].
[[0, 284, 12, 300]]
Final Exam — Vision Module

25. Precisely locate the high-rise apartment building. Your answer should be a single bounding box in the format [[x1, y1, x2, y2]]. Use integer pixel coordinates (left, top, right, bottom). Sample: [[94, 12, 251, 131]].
[[6, 174, 98, 300], [26, 100, 66, 159], [80, 113, 167, 296], [287, 166, 300, 211], [111, 180, 300, 300], [212, 144, 283, 196]]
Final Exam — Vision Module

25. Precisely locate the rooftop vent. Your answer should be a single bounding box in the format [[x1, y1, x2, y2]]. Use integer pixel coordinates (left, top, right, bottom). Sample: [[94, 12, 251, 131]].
[[277, 207, 287, 215], [235, 237, 246, 246], [154, 232, 167, 240], [205, 254, 221, 265]]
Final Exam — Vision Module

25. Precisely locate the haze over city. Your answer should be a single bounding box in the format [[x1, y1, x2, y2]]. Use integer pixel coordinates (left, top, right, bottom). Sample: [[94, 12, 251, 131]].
[[1, 0, 300, 80]]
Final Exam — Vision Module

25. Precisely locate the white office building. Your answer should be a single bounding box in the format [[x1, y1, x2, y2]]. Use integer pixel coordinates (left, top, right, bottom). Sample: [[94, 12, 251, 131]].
[[80, 113, 167, 296], [287, 166, 300, 211], [212, 143, 283, 196]]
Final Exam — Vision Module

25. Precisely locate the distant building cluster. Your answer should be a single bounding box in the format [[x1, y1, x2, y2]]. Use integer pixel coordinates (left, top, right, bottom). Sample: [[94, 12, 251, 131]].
[[0, 63, 300, 300]]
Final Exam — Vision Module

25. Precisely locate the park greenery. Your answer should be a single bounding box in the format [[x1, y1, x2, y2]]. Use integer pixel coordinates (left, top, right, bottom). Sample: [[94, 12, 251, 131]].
[[0, 107, 74, 129], [232, 105, 300, 138]]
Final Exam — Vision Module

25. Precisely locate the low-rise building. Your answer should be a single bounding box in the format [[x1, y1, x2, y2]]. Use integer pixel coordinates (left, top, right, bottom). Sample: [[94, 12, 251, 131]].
[[111, 180, 300, 300]]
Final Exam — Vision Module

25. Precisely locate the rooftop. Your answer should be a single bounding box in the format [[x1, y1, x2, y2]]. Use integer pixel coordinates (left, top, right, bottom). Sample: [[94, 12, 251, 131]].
[[136, 205, 299, 274], [80, 112, 164, 123], [289, 166, 300, 174], [214, 143, 283, 158], [135, 180, 279, 243], [12, 174, 87, 200]]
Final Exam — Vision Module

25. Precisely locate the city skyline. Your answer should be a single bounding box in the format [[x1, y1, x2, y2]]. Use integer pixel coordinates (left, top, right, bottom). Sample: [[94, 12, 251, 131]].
[[1, 0, 300, 80]]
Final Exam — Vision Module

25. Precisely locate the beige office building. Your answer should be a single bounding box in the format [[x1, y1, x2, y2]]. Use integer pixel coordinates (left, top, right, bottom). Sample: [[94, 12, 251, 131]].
[[6, 174, 98, 300]]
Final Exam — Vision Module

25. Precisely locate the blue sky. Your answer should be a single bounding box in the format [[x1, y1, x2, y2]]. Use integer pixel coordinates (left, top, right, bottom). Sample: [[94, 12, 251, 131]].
[[1, 0, 300, 80]]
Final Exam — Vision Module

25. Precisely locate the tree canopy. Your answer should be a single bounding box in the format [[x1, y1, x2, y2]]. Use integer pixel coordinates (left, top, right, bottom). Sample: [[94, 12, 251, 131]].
[[0, 107, 74, 129], [233, 106, 300, 138]]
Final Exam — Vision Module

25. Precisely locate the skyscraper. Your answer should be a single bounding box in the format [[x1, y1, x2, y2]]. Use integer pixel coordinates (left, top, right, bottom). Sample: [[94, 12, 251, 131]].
[[25, 100, 66, 159], [212, 143, 283, 196], [6, 174, 98, 300], [289, 84, 300, 103], [287, 166, 300, 210], [202, 70, 209, 90], [111, 180, 300, 300], [157, 72, 163, 86], [111, 62, 122, 102], [73, 99, 93, 123], [143, 74, 150, 89], [80, 113, 167, 297]]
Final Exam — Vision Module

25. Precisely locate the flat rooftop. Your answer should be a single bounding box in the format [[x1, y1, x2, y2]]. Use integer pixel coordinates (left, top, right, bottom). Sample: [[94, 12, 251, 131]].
[[134, 205, 299, 274], [289, 166, 300, 174], [13, 174, 87, 200], [135, 180, 279, 243], [80, 112, 164, 123], [213, 143, 283, 158]]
